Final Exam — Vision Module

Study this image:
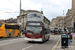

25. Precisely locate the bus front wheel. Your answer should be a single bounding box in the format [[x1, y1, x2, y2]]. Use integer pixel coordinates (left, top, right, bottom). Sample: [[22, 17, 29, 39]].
[[47, 36, 50, 41], [16, 33, 19, 37]]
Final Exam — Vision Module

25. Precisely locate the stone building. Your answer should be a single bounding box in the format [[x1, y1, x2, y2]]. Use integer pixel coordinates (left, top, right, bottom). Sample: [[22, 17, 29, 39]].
[[50, 0, 75, 30], [5, 18, 17, 23], [56, 16, 64, 28], [50, 18, 57, 27], [0, 20, 5, 23], [50, 16, 65, 29], [72, 0, 75, 28], [65, 0, 75, 30], [65, 9, 72, 29], [17, 9, 44, 29], [0, 18, 17, 23]]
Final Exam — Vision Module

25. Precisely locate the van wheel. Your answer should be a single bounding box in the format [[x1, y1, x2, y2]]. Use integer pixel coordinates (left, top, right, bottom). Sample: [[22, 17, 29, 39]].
[[9, 34, 11, 38]]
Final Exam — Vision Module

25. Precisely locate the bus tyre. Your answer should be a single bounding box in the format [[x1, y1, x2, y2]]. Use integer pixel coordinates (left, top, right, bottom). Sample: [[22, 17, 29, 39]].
[[9, 34, 11, 38], [19, 33, 21, 37], [42, 37, 45, 42], [47, 36, 50, 41]]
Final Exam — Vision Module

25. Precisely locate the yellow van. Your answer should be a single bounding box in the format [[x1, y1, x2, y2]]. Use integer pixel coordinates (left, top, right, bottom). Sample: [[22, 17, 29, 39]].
[[0, 23, 20, 37]]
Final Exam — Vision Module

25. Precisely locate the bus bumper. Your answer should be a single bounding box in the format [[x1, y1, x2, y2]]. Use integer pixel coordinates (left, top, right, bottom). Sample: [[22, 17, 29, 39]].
[[25, 37, 42, 42]]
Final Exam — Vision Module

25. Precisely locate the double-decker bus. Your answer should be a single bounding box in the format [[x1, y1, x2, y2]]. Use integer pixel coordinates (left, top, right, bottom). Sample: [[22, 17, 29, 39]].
[[50, 27, 54, 33], [0, 23, 20, 38], [25, 13, 50, 42]]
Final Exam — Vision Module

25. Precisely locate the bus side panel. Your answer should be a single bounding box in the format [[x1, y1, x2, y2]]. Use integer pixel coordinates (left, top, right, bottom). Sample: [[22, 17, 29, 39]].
[[5, 29, 20, 37], [14, 29, 20, 37], [5, 29, 10, 37], [0, 24, 5, 37], [5, 29, 13, 37], [9, 29, 14, 37]]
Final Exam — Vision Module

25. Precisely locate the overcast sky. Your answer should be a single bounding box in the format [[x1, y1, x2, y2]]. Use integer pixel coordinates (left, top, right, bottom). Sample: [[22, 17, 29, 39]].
[[0, 0, 71, 21]]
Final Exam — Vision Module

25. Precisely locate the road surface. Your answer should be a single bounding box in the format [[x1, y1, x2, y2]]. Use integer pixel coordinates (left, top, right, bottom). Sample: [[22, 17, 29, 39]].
[[0, 35, 60, 50]]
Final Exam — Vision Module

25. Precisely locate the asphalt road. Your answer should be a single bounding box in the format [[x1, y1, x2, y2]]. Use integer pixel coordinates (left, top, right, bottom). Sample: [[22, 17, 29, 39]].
[[0, 34, 25, 41], [0, 35, 60, 50]]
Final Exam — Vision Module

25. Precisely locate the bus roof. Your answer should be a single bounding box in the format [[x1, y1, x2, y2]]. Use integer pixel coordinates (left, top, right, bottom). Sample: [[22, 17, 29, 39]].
[[27, 13, 50, 22]]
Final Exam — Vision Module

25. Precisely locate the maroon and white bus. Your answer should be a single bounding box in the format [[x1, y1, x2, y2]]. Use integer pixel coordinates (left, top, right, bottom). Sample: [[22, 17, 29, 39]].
[[25, 13, 50, 42]]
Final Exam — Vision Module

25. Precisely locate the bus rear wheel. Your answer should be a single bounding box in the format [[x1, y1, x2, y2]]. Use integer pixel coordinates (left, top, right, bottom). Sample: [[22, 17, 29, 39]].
[[9, 34, 11, 38], [47, 36, 50, 41]]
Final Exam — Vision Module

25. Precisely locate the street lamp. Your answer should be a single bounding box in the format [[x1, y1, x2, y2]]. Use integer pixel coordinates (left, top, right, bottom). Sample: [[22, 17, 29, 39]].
[[20, 0, 21, 23], [63, 10, 64, 33]]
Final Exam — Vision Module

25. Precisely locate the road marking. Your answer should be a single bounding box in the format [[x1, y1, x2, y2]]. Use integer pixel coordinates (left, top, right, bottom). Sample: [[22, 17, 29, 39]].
[[52, 36, 61, 50], [35, 44, 37, 45], [22, 45, 33, 50], [22, 44, 38, 50]]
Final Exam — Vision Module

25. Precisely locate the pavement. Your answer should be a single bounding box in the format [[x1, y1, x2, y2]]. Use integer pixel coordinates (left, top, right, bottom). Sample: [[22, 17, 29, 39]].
[[0, 34, 60, 50], [55, 37, 75, 50], [0, 34, 25, 41]]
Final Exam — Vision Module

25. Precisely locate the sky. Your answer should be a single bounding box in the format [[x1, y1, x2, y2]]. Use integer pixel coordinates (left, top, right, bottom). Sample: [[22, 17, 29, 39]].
[[0, 0, 71, 21]]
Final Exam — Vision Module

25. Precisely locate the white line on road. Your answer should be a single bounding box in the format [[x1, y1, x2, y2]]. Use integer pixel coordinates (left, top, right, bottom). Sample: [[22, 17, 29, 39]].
[[22, 45, 33, 50], [35, 44, 37, 45], [22, 44, 38, 50]]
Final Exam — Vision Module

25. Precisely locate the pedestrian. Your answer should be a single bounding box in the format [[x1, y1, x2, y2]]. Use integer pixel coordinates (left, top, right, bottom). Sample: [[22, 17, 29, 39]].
[[70, 32, 73, 43], [67, 31, 72, 45], [69, 30, 72, 42]]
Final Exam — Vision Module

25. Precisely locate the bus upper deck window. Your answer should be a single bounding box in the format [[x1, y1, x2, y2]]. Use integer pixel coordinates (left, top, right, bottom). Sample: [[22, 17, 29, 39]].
[[34, 14, 37, 17], [37, 16, 40, 18]]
